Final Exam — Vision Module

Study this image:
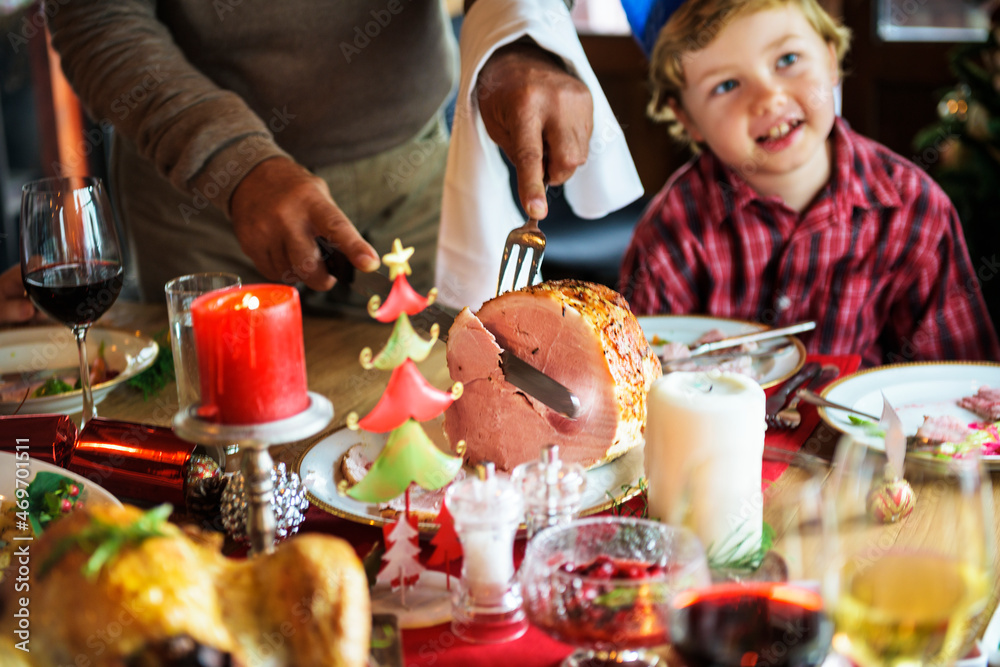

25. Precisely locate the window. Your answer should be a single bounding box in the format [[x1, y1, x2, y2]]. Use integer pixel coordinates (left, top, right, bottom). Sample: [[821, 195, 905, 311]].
[[878, 0, 990, 42]]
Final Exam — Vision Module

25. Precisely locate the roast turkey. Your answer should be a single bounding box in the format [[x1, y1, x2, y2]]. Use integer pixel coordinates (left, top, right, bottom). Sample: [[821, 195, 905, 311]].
[[444, 280, 661, 471], [0, 504, 370, 667]]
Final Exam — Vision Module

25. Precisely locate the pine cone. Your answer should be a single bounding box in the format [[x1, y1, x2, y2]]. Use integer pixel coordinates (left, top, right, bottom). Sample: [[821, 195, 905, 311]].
[[220, 463, 309, 544], [185, 475, 229, 526]]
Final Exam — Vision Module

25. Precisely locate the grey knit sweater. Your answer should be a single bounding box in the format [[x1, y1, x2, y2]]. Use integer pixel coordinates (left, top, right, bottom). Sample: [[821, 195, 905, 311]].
[[46, 0, 458, 214]]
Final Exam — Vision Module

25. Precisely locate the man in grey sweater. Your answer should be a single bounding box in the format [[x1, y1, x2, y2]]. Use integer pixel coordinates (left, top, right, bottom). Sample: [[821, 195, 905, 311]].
[[45, 0, 593, 300]]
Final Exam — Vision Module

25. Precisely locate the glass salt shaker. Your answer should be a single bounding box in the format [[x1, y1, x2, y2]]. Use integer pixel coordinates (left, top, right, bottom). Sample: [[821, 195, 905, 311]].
[[445, 462, 527, 643], [512, 444, 587, 541]]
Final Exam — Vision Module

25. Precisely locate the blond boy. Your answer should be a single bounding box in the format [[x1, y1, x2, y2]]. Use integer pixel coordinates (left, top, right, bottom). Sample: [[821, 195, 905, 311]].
[[619, 0, 999, 365]]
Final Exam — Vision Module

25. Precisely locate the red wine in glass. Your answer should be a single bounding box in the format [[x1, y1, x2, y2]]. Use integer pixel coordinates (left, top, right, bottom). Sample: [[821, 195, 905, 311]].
[[20, 176, 123, 427], [24, 261, 124, 326], [670, 582, 833, 667]]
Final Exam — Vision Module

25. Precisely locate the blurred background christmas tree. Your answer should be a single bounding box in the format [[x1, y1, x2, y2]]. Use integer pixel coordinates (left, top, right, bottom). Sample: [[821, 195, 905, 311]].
[[914, 1, 1000, 328]]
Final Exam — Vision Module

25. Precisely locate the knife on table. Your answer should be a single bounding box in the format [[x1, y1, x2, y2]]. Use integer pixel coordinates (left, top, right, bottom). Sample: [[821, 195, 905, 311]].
[[317, 237, 581, 419], [765, 361, 821, 425], [688, 321, 816, 357]]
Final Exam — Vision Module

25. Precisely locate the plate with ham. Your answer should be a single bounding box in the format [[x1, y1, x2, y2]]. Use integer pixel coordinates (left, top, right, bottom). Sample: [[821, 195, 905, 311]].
[[296, 424, 646, 532], [636, 315, 807, 388], [818, 362, 1000, 465], [0, 327, 158, 415]]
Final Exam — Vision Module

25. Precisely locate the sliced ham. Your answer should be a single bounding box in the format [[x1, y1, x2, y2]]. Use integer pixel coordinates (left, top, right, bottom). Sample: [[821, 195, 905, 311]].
[[916, 415, 974, 443], [444, 280, 661, 471], [656, 329, 758, 378], [958, 386, 1000, 422], [659, 341, 691, 362]]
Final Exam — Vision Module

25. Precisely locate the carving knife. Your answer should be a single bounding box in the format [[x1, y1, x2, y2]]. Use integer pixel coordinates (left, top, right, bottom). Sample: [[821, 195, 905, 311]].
[[317, 238, 581, 419]]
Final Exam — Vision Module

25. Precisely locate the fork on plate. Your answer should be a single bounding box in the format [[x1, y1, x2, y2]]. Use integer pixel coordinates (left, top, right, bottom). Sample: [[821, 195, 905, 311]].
[[497, 189, 548, 296], [771, 365, 840, 429], [795, 389, 881, 422]]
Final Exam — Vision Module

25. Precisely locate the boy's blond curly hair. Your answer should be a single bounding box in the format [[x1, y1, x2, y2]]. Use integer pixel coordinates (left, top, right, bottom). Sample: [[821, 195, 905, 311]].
[[648, 0, 852, 143]]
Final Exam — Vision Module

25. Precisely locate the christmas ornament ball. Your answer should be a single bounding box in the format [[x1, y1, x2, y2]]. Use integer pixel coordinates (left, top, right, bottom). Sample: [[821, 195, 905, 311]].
[[185, 453, 221, 486], [866, 476, 915, 523]]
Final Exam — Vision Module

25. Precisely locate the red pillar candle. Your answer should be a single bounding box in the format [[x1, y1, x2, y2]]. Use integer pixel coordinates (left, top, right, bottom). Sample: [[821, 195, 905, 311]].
[[191, 284, 309, 424]]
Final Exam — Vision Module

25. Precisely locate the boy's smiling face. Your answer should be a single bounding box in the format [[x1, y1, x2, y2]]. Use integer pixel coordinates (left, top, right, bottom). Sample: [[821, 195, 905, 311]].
[[670, 4, 840, 206]]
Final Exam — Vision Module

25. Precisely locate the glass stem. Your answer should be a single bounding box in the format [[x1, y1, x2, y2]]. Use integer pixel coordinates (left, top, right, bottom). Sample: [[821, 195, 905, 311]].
[[75, 326, 96, 429]]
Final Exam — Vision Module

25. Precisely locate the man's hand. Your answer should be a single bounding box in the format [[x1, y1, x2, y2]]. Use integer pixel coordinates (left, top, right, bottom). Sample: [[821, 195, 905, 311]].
[[229, 157, 380, 290], [476, 40, 594, 220], [0, 265, 36, 324]]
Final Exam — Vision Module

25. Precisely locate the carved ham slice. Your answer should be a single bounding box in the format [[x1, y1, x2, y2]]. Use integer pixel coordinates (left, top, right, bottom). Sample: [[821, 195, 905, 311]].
[[958, 386, 1000, 422], [444, 280, 661, 472]]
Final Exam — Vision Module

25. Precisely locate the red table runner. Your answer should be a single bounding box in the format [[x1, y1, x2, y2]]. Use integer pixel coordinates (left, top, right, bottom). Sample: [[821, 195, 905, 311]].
[[762, 353, 862, 481]]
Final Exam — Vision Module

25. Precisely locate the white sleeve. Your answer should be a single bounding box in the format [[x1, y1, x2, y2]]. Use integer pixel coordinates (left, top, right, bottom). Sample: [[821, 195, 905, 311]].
[[436, 0, 644, 311]]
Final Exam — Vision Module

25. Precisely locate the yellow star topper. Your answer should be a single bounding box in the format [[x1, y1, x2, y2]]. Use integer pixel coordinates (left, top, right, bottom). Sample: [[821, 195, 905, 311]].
[[382, 238, 414, 279]]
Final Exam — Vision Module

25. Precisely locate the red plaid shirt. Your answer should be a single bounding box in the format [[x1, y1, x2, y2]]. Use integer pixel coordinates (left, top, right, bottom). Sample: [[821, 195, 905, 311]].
[[620, 119, 1000, 367]]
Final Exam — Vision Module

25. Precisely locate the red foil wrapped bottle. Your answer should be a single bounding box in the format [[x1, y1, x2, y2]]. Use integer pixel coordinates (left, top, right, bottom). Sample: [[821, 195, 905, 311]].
[[0, 414, 78, 466], [71, 417, 209, 506]]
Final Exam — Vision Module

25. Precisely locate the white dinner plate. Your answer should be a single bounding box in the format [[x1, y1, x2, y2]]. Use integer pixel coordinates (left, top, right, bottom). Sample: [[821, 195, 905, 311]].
[[636, 315, 807, 388], [0, 450, 122, 509], [297, 425, 645, 533], [0, 327, 159, 416], [819, 361, 1000, 465]]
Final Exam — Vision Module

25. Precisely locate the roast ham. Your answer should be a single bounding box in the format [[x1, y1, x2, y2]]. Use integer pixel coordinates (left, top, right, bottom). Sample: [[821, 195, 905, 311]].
[[444, 280, 661, 471]]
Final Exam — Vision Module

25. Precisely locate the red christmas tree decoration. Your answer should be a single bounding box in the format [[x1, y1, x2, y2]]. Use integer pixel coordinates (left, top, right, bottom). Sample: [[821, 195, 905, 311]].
[[355, 359, 461, 433], [426, 499, 463, 589], [370, 272, 437, 322]]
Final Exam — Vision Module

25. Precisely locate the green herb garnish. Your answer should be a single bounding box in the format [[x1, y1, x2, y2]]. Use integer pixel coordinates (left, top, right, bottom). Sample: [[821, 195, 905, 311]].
[[706, 521, 775, 571], [127, 329, 174, 399], [33, 376, 73, 397], [26, 472, 85, 535], [607, 477, 649, 518], [594, 583, 670, 609], [39, 504, 174, 580], [848, 415, 886, 437]]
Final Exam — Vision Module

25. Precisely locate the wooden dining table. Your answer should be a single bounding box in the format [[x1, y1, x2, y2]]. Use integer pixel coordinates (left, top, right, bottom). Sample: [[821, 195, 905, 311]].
[[17, 299, 1000, 667]]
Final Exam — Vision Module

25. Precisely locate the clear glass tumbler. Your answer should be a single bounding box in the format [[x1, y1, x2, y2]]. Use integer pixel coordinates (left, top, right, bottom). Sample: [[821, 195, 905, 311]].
[[164, 272, 241, 412]]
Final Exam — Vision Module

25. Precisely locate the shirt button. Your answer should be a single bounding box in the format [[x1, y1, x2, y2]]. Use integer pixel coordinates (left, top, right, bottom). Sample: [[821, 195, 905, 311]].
[[775, 294, 792, 312]]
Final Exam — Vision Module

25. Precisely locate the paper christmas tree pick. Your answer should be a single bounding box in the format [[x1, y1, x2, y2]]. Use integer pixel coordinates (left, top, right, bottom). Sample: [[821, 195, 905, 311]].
[[338, 239, 465, 504]]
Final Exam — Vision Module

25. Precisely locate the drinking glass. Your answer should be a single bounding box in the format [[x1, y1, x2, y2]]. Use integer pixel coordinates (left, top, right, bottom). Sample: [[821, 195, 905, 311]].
[[668, 449, 835, 667], [164, 272, 241, 411], [20, 176, 123, 426], [519, 516, 711, 666], [826, 437, 995, 667]]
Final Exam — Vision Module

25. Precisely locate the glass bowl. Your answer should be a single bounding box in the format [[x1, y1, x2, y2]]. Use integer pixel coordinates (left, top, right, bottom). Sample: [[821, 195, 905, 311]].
[[519, 516, 710, 666]]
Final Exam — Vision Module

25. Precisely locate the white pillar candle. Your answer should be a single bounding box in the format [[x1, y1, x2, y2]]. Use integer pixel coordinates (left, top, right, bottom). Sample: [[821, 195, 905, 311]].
[[645, 371, 766, 566]]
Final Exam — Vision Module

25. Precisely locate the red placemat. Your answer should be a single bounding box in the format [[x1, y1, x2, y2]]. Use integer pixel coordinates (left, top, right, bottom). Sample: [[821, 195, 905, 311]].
[[762, 354, 862, 481]]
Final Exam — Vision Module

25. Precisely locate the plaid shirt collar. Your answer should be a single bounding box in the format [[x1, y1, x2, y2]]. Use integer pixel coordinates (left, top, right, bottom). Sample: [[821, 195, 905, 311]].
[[701, 117, 903, 229]]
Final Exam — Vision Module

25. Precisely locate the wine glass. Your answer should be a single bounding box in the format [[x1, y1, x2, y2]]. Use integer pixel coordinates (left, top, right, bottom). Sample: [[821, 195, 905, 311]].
[[519, 516, 711, 666], [668, 449, 835, 667], [19, 176, 124, 426], [825, 437, 995, 667]]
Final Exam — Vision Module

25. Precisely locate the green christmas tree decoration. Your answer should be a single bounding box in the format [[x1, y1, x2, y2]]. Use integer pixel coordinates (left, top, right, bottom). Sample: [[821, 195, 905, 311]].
[[338, 239, 465, 504]]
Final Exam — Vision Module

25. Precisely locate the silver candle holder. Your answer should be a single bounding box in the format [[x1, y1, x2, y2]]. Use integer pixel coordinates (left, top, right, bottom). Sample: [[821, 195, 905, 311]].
[[174, 392, 333, 554]]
